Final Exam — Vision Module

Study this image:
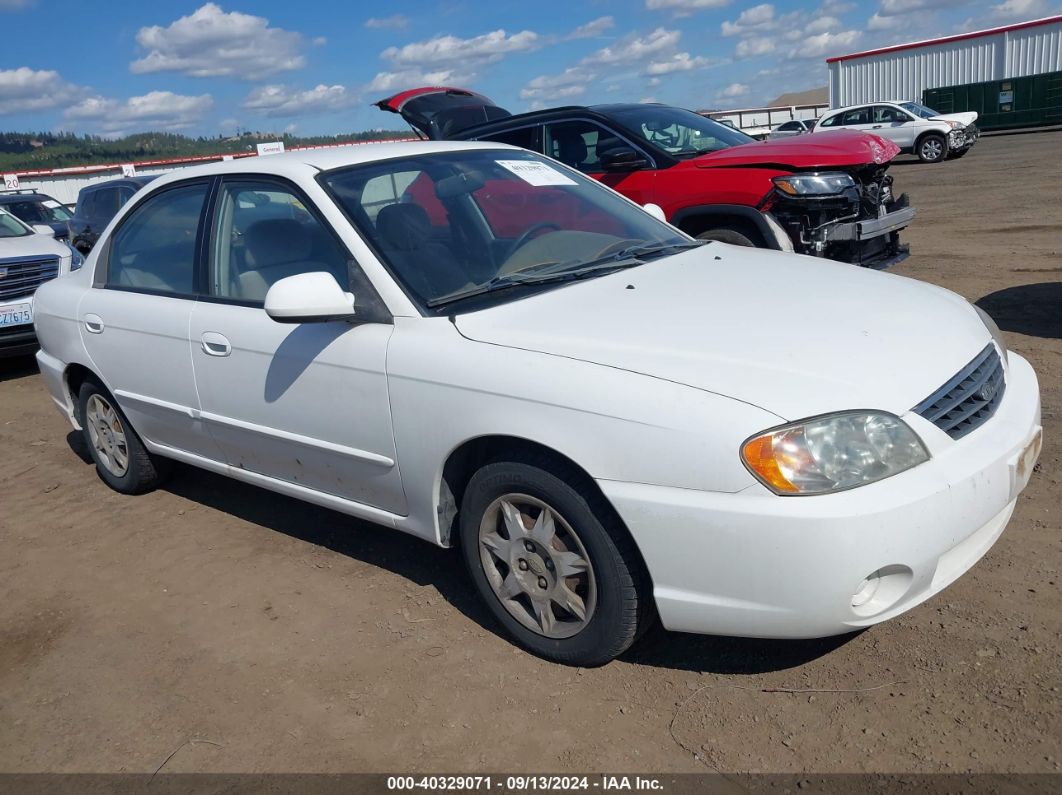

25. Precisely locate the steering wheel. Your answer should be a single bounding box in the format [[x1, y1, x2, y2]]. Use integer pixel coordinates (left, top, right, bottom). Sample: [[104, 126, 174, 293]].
[[504, 222, 561, 262]]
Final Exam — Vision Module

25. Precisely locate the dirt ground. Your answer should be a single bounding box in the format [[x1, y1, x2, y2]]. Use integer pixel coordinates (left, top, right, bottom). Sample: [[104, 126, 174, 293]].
[[1, 131, 1060, 776]]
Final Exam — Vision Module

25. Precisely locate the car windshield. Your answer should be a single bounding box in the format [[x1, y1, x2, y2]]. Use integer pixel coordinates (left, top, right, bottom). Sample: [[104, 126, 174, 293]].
[[900, 102, 938, 118], [321, 149, 694, 311], [3, 198, 71, 224], [606, 106, 755, 158], [0, 209, 32, 238]]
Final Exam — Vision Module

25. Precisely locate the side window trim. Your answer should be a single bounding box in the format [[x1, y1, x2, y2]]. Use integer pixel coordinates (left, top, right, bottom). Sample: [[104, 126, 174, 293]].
[[200, 173, 368, 308], [99, 176, 215, 299]]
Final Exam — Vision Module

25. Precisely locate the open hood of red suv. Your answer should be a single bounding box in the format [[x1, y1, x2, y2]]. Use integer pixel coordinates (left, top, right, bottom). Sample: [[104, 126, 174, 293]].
[[692, 130, 900, 169]]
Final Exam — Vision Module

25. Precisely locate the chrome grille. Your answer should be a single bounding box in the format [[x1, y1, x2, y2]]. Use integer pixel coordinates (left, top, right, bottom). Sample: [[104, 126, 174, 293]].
[[913, 344, 1005, 440], [0, 255, 60, 301]]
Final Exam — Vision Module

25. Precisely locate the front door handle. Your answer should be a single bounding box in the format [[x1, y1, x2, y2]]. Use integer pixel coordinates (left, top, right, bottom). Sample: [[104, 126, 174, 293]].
[[201, 332, 231, 357], [872, 125, 883, 129], [84, 313, 104, 334]]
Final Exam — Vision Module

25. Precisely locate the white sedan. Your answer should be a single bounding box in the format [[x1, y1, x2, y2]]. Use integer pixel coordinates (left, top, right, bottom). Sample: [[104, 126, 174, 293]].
[[33, 141, 1041, 665]]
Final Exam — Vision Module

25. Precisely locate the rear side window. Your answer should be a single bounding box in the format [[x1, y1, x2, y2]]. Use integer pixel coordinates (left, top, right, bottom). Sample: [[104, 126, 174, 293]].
[[777, 122, 798, 132], [841, 108, 871, 125], [481, 126, 539, 151], [77, 191, 97, 218], [93, 188, 121, 220], [107, 183, 208, 294]]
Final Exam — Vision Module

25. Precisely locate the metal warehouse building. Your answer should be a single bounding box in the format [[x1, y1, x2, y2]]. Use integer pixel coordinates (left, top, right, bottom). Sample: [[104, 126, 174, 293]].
[[827, 15, 1062, 108]]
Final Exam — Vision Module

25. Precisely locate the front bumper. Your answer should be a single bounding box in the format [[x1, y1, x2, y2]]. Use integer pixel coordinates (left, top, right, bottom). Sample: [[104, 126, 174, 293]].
[[0, 295, 38, 358], [599, 352, 1041, 638], [949, 124, 979, 151]]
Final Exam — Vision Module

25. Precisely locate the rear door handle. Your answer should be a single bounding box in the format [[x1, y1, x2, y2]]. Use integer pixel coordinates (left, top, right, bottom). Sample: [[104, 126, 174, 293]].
[[201, 332, 231, 357], [84, 313, 104, 334]]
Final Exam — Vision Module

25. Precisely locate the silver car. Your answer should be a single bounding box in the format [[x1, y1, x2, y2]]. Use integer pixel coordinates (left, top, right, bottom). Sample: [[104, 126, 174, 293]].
[[768, 119, 816, 139]]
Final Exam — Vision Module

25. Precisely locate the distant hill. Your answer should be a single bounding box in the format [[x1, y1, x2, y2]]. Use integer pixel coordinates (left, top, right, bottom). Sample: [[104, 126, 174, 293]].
[[0, 129, 414, 172], [768, 87, 828, 106]]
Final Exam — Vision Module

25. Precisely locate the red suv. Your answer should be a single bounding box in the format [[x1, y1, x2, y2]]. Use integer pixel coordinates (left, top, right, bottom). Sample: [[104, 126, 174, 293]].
[[376, 87, 915, 269]]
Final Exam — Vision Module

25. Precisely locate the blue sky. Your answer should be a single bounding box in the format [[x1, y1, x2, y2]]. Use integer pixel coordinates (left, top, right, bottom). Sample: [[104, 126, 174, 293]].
[[0, 0, 1057, 137]]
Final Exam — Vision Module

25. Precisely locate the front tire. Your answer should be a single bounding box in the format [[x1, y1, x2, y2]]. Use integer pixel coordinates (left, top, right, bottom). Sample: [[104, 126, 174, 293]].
[[695, 228, 756, 247], [78, 379, 169, 494], [917, 134, 948, 163], [458, 457, 651, 666]]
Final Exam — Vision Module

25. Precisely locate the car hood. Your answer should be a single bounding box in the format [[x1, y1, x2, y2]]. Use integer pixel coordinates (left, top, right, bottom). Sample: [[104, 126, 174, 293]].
[[692, 130, 900, 170], [0, 231, 70, 260], [453, 245, 988, 421], [931, 111, 978, 127]]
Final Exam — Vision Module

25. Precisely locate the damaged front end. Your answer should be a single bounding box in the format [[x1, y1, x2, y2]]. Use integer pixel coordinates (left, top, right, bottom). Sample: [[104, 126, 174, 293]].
[[761, 166, 915, 269]]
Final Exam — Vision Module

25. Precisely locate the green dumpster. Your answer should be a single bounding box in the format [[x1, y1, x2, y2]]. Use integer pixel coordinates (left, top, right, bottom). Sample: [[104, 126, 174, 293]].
[[923, 71, 1062, 131]]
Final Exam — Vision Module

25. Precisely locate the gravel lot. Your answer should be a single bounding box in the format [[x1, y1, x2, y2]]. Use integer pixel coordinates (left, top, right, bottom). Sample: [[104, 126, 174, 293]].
[[1, 131, 1060, 775]]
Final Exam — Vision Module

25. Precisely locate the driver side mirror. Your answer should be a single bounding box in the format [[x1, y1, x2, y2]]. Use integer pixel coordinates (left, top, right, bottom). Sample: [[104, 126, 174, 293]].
[[265, 272, 359, 324], [600, 147, 649, 172]]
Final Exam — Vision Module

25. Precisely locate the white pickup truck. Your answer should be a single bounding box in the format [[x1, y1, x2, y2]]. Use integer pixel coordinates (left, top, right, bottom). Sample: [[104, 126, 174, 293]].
[[814, 101, 979, 163]]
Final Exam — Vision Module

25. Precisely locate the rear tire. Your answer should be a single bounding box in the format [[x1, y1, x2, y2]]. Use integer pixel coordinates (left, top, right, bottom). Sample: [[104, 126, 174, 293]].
[[917, 134, 948, 163], [458, 455, 652, 666], [78, 378, 169, 494], [695, 228, 756, 247]]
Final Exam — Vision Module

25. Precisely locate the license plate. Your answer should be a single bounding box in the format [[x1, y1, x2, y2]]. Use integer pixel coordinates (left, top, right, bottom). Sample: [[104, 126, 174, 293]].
[[1010, 427, 1043, 500], [0, 302, 33, 328]]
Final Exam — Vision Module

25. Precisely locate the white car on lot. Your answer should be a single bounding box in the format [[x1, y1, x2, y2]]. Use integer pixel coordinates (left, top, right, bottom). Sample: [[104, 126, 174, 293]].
[[815, 101, 979, 163], [33, 141, 1041, 665], [768, 119, 817, 139], [1, 207, 83, 358]]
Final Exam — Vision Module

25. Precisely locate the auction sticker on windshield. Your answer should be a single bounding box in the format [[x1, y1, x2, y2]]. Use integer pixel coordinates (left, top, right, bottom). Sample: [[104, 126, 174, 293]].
[[497, 160, 577, 187], [0, 302, 32, 328]]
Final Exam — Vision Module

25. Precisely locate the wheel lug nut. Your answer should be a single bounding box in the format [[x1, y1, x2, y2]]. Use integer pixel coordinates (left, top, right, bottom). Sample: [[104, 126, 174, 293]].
[[538, 577, 548, 589], [524, 541, 534, 552], [545, 560, 554, 570], [518, 559, 529, 571]]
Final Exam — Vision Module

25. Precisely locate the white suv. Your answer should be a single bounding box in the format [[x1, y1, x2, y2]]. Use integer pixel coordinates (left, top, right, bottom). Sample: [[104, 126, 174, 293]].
[[0, 207, 82, 357], [815, 101, 979, 163]]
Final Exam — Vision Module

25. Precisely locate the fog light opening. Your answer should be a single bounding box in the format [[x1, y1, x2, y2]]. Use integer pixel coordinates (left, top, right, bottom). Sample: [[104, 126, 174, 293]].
[[849, 564, 914, 618], [851, 573, 881, 608]]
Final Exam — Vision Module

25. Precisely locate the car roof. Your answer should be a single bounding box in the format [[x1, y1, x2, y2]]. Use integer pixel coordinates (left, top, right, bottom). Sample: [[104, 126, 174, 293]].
[[824, 101, 904, 114], [139, 139, 519, 191], [0, 192, 51, 202]]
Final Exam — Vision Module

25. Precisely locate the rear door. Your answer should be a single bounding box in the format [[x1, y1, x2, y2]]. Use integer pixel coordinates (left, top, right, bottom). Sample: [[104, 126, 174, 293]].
[[542, 119, 657, 205], [374, 87, 511, 139], [78, 179, 219, 459]]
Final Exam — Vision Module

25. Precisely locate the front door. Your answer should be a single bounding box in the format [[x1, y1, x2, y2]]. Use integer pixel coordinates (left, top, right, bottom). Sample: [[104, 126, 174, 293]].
[[188, 177, 406, 514], [78, 180, 219, 458]]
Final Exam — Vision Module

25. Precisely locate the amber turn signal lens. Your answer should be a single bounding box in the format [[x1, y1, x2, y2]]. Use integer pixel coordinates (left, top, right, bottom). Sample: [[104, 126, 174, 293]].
[[741, 435, 799, 493]]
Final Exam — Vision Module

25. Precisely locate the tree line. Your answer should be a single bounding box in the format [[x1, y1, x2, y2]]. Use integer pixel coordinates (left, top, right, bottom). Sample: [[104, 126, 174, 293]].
[[0, 129, 413, 172]]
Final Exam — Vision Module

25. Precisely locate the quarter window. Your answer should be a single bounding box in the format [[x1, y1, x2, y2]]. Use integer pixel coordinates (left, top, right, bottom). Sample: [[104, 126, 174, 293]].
[[481, 126, 539, 151], [107, 183, 207, 294], [209, 181, 350, 303]]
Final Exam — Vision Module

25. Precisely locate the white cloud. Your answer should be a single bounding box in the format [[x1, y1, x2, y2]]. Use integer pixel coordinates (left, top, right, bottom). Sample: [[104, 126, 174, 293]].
[[646, 52, 714, 74], [721, 4, 776, 36], [130, 3, 306, 78], [366, 68, 471, 94], [243, 84, 357, 117], [645, 0, 731, 14], [720, 82, 749, 98], [568, 16, 614, 39], [988, 0, 1051, 20], [877, 0, 970, 15], [382, 29, 539, 68], [0, 0, 31, 8], [365, 14, 410, 29], [805, 15, 841, 34], [0, 67, 79, 114], [65, 91, 213, 134], [583, 27, 681, 64], [735, 36, 775, 57], [867, 12, 900, 29], [792, 29, 861, 58], [520, 67, 595, 100]]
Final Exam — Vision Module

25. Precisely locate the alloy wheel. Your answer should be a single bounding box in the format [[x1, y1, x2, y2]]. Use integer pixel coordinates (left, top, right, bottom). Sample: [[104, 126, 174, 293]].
[[85, 394, 129, 477], [478, 493, 597, 639], [921, 138, 943, 161]]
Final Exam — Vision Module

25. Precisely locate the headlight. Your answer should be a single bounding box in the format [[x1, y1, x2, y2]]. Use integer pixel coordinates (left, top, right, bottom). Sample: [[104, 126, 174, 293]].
[[741, 411, 929, 495], [974, 305, 1008, 363], [772, 172, 856, 196], [66, 244, 84, 271], [945, 120, 962, 130]]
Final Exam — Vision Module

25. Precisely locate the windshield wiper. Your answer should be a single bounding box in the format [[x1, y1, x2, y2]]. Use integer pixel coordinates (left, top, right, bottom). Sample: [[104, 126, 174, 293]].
[[426, 241, 704, 309]]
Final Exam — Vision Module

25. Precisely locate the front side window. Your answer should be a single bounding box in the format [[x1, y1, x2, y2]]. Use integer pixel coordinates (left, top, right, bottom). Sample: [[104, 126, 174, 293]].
[[0, 209, 31, 238], [322, 149, 692, 312], [544, 121, 625, 172], [607, 106, 755, 158], [210, 181, 351, 303], [107, 183, 207, 294], [874, 106, 908, 123]]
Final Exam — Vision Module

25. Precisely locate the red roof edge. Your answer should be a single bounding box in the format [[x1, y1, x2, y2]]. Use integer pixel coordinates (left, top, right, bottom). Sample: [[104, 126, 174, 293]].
[[826, 14, 1062, 64]]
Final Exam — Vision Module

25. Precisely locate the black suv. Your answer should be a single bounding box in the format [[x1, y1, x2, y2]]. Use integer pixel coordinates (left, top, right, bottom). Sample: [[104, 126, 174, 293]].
[[0, 190, 73, 241], [69, 175, 156, 254]]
